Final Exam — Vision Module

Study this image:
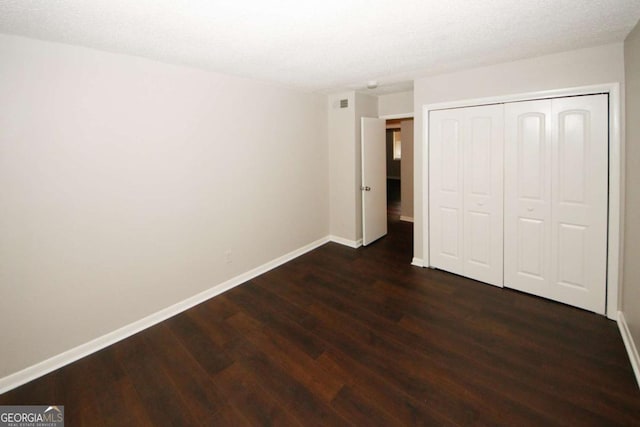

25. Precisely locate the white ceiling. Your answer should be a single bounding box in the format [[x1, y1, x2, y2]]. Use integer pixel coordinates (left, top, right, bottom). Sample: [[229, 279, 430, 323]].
[[1, 1, 639, 94]]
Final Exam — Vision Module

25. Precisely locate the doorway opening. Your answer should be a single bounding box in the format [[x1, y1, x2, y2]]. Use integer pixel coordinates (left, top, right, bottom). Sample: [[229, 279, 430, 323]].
[[360, 114, 413, 248], [384, 118, 414, 224], [386, 125, 401, 220]]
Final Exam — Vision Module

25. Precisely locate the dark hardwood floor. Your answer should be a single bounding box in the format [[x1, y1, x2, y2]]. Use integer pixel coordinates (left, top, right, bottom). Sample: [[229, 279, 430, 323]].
[[2, 218, 639, 426]]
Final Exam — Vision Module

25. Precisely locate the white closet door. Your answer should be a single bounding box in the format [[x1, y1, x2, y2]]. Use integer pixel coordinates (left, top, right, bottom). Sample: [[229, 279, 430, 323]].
[[550, 95, 608, 313], [462, 105, 504, 286], [429, 109, 464, 275], [429, 105, 504, 285], [505, 95, 608, 313], [504, 100, 553, 297]]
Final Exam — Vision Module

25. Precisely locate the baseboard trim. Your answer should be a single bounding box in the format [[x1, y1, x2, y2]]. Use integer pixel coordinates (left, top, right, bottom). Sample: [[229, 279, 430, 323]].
[[411, 257, 425, 267], [400, 216, 414, 223], [329, 235, 362, 249], [0, 236, 330, 395], [618, 311, 640, 389]]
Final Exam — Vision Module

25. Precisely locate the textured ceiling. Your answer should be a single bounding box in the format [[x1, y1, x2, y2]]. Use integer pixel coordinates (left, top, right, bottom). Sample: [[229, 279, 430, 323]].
[[0, 0, 639, 94]]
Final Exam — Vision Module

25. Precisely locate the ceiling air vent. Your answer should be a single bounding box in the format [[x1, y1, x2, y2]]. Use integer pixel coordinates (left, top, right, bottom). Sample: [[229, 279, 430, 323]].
[[340, 99, 348, 108]]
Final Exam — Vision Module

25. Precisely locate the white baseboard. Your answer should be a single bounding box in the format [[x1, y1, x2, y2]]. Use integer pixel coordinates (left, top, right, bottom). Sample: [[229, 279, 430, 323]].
[[0, 236, 330, 395], [411, 257, 425, 267], [400, 216, 414, 223], [618, 311, 640, 389], [329, 235, 362, 249]]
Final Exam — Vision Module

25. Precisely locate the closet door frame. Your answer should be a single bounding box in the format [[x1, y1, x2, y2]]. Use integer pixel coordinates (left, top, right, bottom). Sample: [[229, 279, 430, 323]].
[[421, 83, 622, 320]]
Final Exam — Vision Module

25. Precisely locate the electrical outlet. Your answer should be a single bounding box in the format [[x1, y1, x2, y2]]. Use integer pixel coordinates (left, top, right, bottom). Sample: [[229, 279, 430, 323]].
[[224, 250, 232, 264]]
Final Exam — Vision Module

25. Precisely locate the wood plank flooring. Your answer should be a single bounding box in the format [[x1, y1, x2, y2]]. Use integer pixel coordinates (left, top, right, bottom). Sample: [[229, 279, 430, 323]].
[[1, 219, 639, 426]]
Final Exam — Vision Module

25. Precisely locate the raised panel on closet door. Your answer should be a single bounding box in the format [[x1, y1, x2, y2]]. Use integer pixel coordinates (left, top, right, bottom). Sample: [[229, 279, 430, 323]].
[[504, 100, 552, 296], [429, 110, 464, 274], [550, 95, 608, 313], [463, 105, 504, 286]]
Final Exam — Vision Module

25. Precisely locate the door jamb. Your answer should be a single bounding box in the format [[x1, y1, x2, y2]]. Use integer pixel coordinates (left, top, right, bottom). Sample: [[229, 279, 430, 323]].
[[379, 113, 415, 120], [421, 83, 622, 320]]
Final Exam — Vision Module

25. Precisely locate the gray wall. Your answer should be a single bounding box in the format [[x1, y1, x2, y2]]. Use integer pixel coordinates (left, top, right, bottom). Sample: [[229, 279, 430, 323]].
[[0, 34, 329, 379], [623, 20, 640, 349], [327, 92, 378, 245], [400, 120, 414, 220], [328, 92, 357, 242], [378, 91, 413, 117]]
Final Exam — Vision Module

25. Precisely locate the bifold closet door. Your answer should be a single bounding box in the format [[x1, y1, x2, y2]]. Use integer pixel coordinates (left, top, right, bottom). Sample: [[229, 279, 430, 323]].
[[429, 104, 504, 286], [504, 95, 608, 314]]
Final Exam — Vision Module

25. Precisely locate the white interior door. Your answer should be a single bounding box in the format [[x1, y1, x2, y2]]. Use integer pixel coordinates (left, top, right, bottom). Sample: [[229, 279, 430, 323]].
[[361, 117, 387, 246], [504, 95, 608, 313], [429, 105, 504, 285]]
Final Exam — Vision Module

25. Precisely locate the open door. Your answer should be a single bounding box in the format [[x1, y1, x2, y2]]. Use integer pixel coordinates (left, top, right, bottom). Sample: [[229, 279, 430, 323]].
[[361, 117, 387, 246]]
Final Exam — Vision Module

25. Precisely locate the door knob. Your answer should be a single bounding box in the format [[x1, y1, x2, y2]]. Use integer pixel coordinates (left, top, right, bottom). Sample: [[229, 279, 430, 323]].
[[361, 186, 371, 191]]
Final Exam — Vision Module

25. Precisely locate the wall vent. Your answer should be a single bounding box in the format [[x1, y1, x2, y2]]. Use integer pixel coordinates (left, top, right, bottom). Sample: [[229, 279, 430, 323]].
[[340, 99, 348, 108]]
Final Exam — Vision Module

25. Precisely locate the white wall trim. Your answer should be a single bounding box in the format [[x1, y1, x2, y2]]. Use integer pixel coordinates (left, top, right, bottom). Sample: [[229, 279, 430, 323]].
[[618, 311, 640, 389], [411, 257, 425, 267], [0, 236, 330, 395], [421, 83, 622, 319], [329, 235, 363, 248], [400, 216, 414, 223], [379, 113, 414, 120]]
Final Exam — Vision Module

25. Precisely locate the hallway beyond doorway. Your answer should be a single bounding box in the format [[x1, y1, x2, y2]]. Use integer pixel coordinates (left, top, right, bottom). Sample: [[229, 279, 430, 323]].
[[386, 178, 401, 220]]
